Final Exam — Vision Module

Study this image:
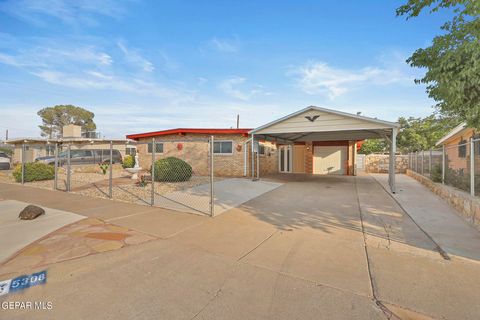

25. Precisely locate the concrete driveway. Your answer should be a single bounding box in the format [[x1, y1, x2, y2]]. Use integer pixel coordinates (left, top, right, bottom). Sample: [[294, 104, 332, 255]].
[[1, 174, 480, 319]]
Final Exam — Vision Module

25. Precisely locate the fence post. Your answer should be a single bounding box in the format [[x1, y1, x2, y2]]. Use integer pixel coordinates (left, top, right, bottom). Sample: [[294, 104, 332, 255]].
[[429, 149, 432, 177], [109, 141, 113, 199], [421, 150, 424, 175], [66, 144, 71, 192], [415, 151, 418, 172], [210, 136, 214, 217], [470, 138, 475, 196], [442, 145, 445, 184], [54, 143, 58, 190], [21, 143, 25, 185], [151, 138, 155, 206]]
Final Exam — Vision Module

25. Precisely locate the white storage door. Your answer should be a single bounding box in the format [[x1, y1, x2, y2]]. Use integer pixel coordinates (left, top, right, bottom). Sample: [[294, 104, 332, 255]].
[[313, 146, 347, 175]]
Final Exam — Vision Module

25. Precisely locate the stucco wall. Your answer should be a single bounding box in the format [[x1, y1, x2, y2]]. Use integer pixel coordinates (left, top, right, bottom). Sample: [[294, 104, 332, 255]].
[[365, 154, 408, 174]]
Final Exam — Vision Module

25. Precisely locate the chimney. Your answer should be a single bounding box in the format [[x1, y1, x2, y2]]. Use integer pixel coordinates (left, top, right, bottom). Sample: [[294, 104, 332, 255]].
[[62, 124, 82, 138], [236, 114, 240, 129]]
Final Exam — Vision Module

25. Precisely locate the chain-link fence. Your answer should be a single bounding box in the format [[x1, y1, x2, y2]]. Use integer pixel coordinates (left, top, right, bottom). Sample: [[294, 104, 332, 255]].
[[2, 136, 269, 216], [408, 138, 480, 197]]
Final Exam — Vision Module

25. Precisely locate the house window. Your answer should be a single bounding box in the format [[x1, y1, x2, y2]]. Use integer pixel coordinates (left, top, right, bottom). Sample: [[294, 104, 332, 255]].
[[258, 144, 266, 155], [126, 147, 136, 156], [458, 139, 467, 158], [45, 145, 55, 156], [213, 141, 233, 154], [147, 142, 163, 153]]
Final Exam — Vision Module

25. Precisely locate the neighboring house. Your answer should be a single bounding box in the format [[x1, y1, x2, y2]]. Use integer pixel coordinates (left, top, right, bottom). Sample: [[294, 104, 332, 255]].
[[7, 124, 133, 164], [127, 106, 399, 182], [436, 122, 479, 173], [126, 128, 278, 177]]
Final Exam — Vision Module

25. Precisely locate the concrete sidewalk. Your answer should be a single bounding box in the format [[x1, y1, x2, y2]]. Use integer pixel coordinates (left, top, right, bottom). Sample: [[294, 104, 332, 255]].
[[0, 200, 84, 263], [372, 173, 480, 262], [0, 182, 207, 239]]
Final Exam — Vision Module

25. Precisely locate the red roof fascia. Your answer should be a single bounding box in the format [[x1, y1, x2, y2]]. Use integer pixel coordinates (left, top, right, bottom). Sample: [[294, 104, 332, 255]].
[[126, 128, 252, 140]]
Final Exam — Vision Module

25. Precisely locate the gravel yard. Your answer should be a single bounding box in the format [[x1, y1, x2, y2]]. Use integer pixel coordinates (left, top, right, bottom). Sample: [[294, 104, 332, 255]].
[[73, 176, 221, 205], [0, 165, 221, 207]]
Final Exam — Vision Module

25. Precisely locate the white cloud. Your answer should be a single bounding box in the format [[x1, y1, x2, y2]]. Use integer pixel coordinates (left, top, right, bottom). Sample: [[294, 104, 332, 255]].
[[293, 57, 414, 100], [0, 46, 112, 69], [0, 0, 126, 26], [210, 37, 239, 53], [117, 41, 154, 72], [219, 77, 265, 101]]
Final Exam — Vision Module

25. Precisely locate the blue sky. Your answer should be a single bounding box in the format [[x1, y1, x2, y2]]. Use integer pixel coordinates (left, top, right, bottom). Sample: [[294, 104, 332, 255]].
[[0, 0, 452, 138]]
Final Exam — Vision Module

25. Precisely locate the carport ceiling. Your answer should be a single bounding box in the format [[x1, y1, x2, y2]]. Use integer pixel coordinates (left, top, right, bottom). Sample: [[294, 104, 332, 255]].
[[250, 106, 399, 143]]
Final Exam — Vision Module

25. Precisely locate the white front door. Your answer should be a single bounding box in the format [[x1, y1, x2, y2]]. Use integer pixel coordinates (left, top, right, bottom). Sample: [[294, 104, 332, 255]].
[[313, 146, 347, 175], [279, 145, 292, 173]]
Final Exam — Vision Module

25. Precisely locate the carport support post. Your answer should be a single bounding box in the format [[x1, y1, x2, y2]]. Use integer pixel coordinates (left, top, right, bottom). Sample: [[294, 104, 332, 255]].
[[388, 128, 397, 193], [442, 145, 445, 184], [54, 143, 58, 190], [470, 138, 475, 196], [151, 138, 155, 206], [109, 141, 113, 199], [251, 134, 255, 180], [210, 136, 214, 217], [66, 144, 71, 192], [21, 143, 25, 185]]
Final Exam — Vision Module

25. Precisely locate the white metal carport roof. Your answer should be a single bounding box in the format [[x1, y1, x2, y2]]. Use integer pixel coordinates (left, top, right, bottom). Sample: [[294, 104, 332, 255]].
[[249, 106, 400, 192]]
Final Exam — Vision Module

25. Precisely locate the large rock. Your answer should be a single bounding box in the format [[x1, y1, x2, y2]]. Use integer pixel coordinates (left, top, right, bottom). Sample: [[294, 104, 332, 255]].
[[19, 205, 45, 220]]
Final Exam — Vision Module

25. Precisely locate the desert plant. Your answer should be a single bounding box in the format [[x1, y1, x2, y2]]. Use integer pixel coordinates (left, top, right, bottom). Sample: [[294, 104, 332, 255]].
[[12, 162, 55, 182], [152, 157, 192, 182], [137, 173, 148, 187], [98, 162, 109, 175], [122, 155, 135, 168]]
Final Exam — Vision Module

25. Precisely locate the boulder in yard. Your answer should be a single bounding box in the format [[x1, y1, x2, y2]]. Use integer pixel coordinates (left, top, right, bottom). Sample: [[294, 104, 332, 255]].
[[19, 205, 45, 220]]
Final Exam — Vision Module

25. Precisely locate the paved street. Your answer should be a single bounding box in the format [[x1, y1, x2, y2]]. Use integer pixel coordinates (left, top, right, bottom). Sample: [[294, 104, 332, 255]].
[[1, 174, 479, 319]]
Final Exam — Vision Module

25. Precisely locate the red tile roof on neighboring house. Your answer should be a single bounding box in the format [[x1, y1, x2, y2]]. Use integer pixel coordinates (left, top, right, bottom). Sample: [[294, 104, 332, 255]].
[[126, 128, 252, 140]]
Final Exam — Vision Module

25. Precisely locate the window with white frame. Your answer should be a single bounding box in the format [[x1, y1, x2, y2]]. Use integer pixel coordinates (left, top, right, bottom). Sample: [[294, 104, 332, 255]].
[[126, 147, 136, 156], [258, 143, 266, 155], [45, 144, 55, 156], [147, 142, 163, 153], [213, 141, 233, 154]]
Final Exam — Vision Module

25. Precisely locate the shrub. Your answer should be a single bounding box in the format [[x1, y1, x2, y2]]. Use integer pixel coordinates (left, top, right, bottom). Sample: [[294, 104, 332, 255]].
[[431, 164, 442, 183], [152, 157, 192, 182], [12, 162, 55, 182], [122, 155, 135, 168]]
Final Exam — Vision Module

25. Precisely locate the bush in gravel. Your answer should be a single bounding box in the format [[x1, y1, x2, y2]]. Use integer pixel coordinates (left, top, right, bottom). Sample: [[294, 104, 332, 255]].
[[152, 157, 192, 182], [122, 155, 135, 168], [12, 162, 55, 182]]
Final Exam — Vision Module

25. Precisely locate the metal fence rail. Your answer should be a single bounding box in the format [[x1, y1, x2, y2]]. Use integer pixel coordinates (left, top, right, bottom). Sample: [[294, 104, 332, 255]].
[[10, 135, 266, 216], [409, 138, 480, 197]]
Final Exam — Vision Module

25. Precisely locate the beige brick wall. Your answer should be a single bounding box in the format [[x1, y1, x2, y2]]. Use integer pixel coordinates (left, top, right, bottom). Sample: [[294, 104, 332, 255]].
[[136, 134, 278, 177]]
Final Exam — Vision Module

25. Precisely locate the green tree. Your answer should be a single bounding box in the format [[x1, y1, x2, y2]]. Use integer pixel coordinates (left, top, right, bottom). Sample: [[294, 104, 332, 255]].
[[396, 114, 459, 152], [358, 139, 388, 155], [37, 105, 96, 138], [397, 0, 480, 128]]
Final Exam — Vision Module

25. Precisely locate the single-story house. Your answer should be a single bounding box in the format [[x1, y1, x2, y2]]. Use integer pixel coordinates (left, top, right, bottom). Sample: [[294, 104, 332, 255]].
[[126, 128, 278, 177], [436, 122, 479, 173], [127, 106, 399, 191], [7, 124, 133, 164]]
